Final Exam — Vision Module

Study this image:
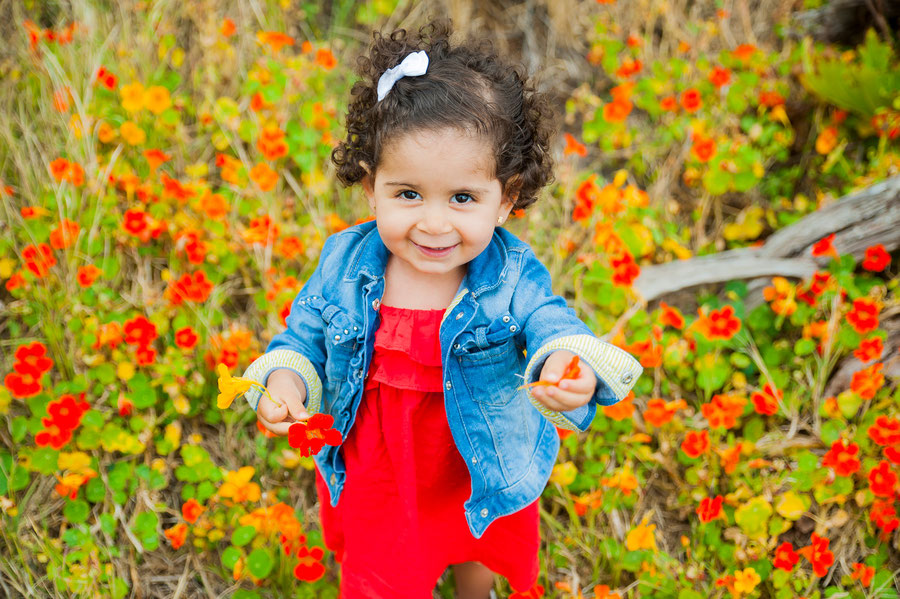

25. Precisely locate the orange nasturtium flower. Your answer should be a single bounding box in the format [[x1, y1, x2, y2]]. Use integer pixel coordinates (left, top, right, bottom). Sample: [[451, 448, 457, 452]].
[[563, 133, 587, 157], [315, 48, 337, 69], [815, 126, 838, 155], [625, 517, 657, 551], [257, 31, 295, 53], [165, 522, 188, 549], [216, 363, 282, 409], [518, 355, 581, 390], [249, 162, 278, 191]]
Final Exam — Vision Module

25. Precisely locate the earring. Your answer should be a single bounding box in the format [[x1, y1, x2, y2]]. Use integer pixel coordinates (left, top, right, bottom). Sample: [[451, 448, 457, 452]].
[[497, 216, 503, 224]]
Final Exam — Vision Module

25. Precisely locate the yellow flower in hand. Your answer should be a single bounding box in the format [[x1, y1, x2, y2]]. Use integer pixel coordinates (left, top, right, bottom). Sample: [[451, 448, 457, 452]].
[[216, 363, 281, 409]]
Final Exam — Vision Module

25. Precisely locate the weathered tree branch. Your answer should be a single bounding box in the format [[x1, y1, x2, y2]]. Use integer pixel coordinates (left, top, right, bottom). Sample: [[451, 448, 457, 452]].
[[633, 175, 900, 303]]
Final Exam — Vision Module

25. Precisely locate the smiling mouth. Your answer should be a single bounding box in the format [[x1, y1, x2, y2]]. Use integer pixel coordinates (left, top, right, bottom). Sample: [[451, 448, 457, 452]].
[[416, 242, 457, 250]]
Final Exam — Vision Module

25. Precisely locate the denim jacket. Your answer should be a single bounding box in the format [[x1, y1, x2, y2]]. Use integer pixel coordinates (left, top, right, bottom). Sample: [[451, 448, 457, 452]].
[[241, 219, 642, 538]]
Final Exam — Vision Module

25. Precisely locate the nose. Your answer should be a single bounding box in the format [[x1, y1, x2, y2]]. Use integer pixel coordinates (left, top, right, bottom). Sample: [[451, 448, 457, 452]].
[[417, 202, 452, 234]]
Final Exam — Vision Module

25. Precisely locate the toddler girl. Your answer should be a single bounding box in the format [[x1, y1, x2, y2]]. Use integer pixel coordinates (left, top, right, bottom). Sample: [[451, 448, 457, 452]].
[[241, 18, 642, 599]]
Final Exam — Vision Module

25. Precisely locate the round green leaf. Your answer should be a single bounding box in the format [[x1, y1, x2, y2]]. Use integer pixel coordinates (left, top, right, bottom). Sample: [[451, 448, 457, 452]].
[[232, 525, 257, 547], [221, 545, 242, 569], [64, 499, 90, 524], [246, 548, 273, 578]]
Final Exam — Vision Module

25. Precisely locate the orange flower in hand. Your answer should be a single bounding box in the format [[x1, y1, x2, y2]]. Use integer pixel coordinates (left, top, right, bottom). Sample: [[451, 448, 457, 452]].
[[216, 363, 281, 409]]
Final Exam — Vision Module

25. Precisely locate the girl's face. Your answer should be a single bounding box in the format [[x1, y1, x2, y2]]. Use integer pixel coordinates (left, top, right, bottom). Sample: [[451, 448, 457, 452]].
[[363, 127, 515, 285]]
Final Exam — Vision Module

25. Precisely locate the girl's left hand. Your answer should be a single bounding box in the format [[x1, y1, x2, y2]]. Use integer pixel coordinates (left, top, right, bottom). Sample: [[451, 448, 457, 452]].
[[531, 349, 596, 412]]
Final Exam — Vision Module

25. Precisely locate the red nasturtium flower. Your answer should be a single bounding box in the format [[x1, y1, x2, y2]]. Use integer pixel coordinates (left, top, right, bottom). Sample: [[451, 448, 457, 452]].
[[22, 243, 57, 278], [854, 336, 884, 362], [167, 271, 214, 305], [751, 383, 782, 416], [288, 414, 342, 457], [772, 541, 800, 572], [681, 430, 709, 458], [679, 88, 702, 113], [696, 495, 724, 523], [658, 302, 684, 329], [870, 498, 899, 541], [861, 244, 890, 271], [659, 95, 677, 112], [846, 298, 880, 334], [610, 250, 640, 287], [691, 133, 716, 163], [708, 66, 731, 88], [694, 305, 741, 341], [797, 532, 834, 577], [867, 460, 897, 498], [868, 415, 900, 446], [293, 545, 326, 581], [851, 563, 875, 588], [182, 498, 205, 523], [821, 439, 861, 476], [811, 233, 839, 260], [174, 326, 199, 350]]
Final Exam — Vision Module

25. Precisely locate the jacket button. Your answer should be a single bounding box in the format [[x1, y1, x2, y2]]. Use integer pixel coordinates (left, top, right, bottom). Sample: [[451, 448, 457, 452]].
[[372, 299, 380, 310], [621, 372, 634, 384], [330, 474, 336, 485], [480, 508, 488, 518], [471, 456, 477, 464], [455, 312, 463, 320], [454, 343, 460, 349], [502, 315, 510, 322], [445, 381, 452, 390], [334, 334, 341, 341], [353, 326, 358, 331], [509, 325, 517, 332], [344, 329, 349, 334]]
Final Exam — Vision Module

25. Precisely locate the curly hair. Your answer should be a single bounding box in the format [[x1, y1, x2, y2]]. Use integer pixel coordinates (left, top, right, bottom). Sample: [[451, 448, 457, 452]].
[[330, 18, 555, 211]]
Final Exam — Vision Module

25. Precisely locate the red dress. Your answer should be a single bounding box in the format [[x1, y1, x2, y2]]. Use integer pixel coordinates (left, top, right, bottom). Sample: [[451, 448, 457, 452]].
[[314, 304, 540, 598]]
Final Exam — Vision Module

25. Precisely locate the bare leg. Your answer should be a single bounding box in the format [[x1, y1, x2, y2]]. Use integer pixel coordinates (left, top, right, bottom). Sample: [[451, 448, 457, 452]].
[[452, 561, 495, 599]]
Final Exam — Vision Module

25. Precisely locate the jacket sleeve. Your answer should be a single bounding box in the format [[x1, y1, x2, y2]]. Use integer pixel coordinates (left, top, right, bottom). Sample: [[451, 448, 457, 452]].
[[239, 234, 342, 414], [511, 248, 643, 432]]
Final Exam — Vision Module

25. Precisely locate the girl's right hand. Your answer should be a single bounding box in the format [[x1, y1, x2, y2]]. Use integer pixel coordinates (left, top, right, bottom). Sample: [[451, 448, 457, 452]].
[[256, 368, 310, 436]]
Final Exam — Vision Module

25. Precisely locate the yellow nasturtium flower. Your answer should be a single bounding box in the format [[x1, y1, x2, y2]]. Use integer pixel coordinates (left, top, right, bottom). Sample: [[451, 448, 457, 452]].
[[215, 363, 280, 409]]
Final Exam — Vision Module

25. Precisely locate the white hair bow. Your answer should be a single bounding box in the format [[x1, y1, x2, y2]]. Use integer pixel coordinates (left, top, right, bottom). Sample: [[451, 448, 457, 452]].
[[377, 51, 429, 102]]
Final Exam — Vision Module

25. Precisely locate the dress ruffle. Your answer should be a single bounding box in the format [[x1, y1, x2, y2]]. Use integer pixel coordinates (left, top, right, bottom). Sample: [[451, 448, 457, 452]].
[[365, 304, 445, 393]]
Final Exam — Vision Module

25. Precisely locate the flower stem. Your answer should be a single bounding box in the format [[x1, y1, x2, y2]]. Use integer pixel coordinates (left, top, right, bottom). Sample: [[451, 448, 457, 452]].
[[246, 381, 282, 408]]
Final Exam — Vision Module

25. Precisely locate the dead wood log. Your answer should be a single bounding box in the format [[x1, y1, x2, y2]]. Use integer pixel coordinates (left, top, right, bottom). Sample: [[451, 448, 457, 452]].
[[633, 175, 900, 304]]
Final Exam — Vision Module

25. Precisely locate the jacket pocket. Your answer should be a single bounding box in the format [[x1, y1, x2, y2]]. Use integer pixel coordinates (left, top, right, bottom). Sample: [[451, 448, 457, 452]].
[[455, 313, 523, 407]]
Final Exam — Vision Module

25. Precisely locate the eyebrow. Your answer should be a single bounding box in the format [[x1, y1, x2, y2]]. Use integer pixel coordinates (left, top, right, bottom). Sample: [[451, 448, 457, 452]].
[[383, 181, 493, 195]]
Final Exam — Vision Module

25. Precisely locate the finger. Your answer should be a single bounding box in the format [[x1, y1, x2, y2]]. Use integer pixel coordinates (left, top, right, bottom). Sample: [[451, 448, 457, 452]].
[[281, 392, 310, 421], [257, 414, 293, 437], [258, 397, 287, 423], [535, 385, 588, 411], [532, 386, 570, 412], [556, 373, 594, 394]]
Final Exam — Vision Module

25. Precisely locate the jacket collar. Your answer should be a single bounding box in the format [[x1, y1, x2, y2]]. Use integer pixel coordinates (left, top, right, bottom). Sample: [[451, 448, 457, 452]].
[[344, 219, 509, 297]]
